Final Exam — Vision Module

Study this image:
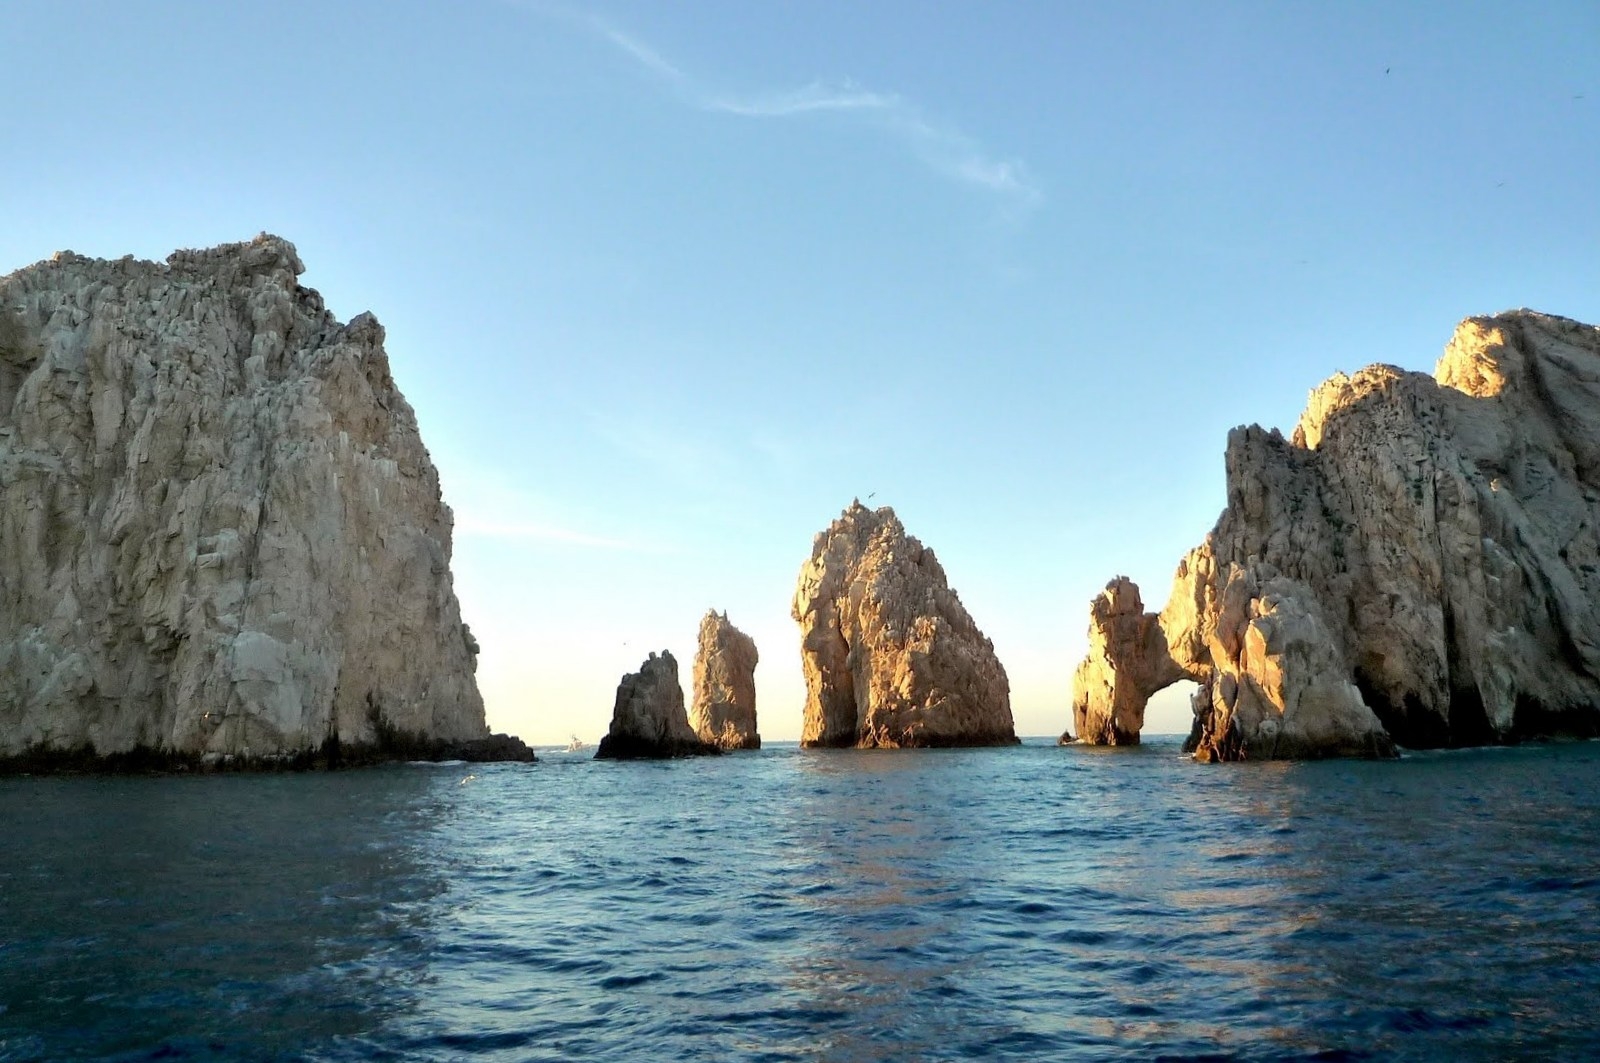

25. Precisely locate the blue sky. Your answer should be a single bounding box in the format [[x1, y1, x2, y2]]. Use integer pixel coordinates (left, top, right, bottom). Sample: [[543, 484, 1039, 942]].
[[3, 1, 1596, 742]]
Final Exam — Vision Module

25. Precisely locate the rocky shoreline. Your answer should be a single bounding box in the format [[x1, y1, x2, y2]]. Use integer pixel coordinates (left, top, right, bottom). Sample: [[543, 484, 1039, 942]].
[[0, 731, 538, 775]]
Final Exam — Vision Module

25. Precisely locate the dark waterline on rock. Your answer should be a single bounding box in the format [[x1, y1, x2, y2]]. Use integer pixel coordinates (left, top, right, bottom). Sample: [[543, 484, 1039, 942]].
[[3, 738, 1599, 1060]]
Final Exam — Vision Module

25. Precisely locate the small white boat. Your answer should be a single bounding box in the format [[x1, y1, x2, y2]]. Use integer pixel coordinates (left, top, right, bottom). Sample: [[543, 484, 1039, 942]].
[[566, 735, 585, 753]]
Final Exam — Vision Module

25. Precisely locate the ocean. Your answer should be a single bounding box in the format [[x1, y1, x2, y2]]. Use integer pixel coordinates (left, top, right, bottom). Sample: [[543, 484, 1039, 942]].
[[2, 736, 1598, 1061]]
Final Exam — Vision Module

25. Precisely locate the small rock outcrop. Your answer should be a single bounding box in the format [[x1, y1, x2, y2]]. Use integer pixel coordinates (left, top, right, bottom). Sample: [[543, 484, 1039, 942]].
[[689, 611, 760, 750], [792, 502, 1017, 748], [596, 651, 719, 759], [1072, 310, 1600, 760], [0, 235, 511, 765]]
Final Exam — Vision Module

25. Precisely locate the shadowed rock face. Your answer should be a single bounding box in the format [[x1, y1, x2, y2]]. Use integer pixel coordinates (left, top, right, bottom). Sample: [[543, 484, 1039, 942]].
[[0, 235, 490, 760], [1072, 310, 1600, 760], [792, 502, 1016, 748], [596, 651, 718, 760], [690, 611, 759, 750]]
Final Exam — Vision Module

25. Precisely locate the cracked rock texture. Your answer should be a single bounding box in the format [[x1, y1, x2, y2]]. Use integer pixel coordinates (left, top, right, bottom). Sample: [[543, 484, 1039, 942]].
[[690, 610, 759, 750], [1072, 310, 1600, 760], [792, 502, 1016, 748], [0, 234, 488, 758], [596, 651, 718, 759]]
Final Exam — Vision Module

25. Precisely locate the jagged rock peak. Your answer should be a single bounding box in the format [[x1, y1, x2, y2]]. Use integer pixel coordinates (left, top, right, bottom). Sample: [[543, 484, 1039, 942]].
[[690, 610, 760, 750], [1071, 309, 1600, 760], [792, 502, 1017, 748], [596, 651, 719, 760], [0, 234, 496, 764]]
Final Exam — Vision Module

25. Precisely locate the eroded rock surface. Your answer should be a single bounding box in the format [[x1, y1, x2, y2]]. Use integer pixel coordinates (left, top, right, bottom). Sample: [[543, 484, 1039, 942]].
[[690, 611, 759, 750], [596, 651, 718, 759], [1071, 578, 1184, 745], [0, 235, 497, 761], [792, 502, 1016, 748], [1072, 310, 1600, 760]]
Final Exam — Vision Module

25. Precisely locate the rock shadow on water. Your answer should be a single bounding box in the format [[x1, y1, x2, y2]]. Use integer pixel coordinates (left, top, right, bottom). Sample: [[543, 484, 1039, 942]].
[[0, 767, 463, 1059]]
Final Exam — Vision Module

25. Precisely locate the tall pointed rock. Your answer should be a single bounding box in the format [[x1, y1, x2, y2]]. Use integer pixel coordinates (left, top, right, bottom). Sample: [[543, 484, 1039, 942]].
[[792, 502, 1016, 748]]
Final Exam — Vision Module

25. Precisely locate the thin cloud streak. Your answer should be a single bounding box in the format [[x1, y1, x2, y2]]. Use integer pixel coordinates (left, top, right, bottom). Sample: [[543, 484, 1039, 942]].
[[594, 22, 687, 82], [706, 80, 901, 117], [569, 15, 1041, 209]]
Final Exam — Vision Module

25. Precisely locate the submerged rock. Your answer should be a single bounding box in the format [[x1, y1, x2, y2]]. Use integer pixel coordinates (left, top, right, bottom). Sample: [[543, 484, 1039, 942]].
[[690, 611, 760, 750], [0, 235, 507, 764], [1072, 310, 1600, 760], [792, 502, 1016, 748], [596, 651, 719, 760]]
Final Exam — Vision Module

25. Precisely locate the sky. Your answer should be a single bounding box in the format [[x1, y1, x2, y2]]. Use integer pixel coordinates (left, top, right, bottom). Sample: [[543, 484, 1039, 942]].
[[2, 1, 1596, 743]]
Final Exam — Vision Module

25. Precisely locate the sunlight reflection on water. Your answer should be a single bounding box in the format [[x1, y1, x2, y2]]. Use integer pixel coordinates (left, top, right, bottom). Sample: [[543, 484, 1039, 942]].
[[2, 740, 1599, 1060]]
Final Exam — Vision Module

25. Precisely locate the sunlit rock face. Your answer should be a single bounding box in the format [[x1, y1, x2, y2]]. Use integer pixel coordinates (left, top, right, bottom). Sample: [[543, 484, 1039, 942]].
[[792, 502, 1017, 748], [596, 651, 719, 759], [689, 611, 759, 750], [1072, 310, 1600, 760], [1071, 577, 1185, 745], [0, 234, 489, 759]]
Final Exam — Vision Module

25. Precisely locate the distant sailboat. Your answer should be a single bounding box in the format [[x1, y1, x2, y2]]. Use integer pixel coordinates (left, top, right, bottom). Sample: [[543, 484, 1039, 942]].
[[567, 735, 585, 753]]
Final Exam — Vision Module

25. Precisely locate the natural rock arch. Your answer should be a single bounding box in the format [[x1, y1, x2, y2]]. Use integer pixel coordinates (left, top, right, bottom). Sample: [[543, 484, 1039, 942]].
[[1071, 310, 1600, 760]]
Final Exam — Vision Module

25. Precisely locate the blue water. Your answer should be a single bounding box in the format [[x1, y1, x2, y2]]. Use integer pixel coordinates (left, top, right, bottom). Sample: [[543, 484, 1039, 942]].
[[3, 737, 1599, 1061]]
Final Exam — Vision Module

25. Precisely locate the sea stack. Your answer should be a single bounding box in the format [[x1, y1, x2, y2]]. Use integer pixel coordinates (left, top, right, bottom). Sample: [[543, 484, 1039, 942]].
[[1072, 310, 1600, 760], [596, 651, 719, 759], [792, 502, 1017, 748], [0, 235, 523, 764], [689, 611, 760, 750]]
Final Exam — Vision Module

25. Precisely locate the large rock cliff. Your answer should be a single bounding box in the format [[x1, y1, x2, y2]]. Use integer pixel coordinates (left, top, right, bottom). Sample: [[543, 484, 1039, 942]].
[[1072, 310, 1600, 760], [596, 651, 718, 759], [0, 235, 493, 761], [689, 610, 760, 750], [792, 502, 1016, 748]]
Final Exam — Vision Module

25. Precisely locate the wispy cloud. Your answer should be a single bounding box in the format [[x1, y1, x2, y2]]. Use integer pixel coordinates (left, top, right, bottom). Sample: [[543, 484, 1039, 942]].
[[555, 11, 1042, 211], [896, 113, 1041, 205], [706, 80, 901, 118], [593, 22, 686, 83]]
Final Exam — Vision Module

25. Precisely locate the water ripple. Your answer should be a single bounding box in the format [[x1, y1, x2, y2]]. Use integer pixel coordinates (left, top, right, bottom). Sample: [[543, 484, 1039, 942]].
[[3, 740, 1600, 1060]]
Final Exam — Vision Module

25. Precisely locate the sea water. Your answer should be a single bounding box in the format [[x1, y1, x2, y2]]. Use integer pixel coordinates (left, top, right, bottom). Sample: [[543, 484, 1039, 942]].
[[2, 737, 1598, 1061]]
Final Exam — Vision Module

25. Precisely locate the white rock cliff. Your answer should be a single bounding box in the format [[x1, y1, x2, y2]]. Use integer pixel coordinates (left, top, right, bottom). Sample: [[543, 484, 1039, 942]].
[[690, 610, 760, 750], [793, 502, 1016, 748], [1072, 310, 1600, 760], [0, 235, 493, 760]]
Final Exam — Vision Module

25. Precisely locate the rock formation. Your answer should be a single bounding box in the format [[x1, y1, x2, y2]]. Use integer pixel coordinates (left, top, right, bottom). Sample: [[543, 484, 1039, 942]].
[[1071, 578, 1184, 745], [1072, 310, 1600, 760], [689, 610, 759, 750], [792, 502, 1016, 748], [0, 234, 523, 764], [596, 651, 719, 759]]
